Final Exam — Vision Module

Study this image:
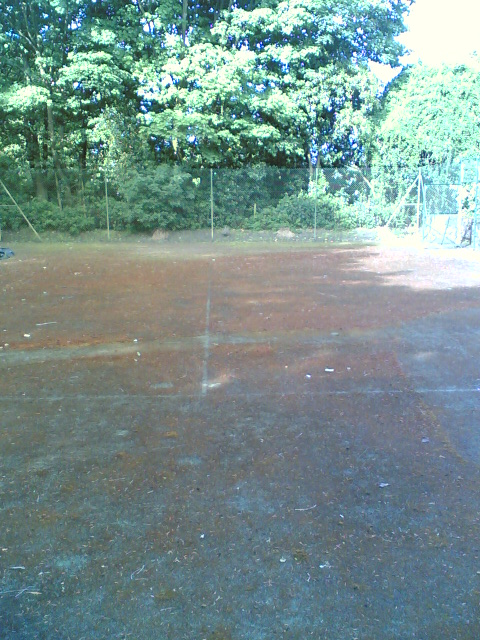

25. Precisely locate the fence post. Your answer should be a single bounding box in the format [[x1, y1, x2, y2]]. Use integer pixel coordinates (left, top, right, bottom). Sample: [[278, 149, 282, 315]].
[[475, 158, 479, 250], [314, 166, 318, 240], [416, 168, 422, 229], [457, 161, 464, 245], [210, 169, 214, 241], [105, 172, 110, 240], [422, 179, 428, 242]]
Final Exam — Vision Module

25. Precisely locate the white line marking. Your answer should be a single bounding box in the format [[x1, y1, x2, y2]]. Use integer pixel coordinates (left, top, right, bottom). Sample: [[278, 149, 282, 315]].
[[0, 388, 478, 403], [201, 281, 212, 395]]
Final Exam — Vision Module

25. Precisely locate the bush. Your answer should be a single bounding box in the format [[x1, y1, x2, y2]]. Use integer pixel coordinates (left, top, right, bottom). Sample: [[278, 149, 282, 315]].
[[258, 191, 348, 230], [106, 199, 132, 230], [0, 204, 24, 230], [25, 201, 96, 235], [116, 166, 203, 231], [61, 206, 97, 235], [24, 201, 58, 231]]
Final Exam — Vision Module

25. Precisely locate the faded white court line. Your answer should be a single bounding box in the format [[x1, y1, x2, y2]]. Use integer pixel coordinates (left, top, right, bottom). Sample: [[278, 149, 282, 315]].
[[0, 388, 478, 403], [201, 280, 212, 395]]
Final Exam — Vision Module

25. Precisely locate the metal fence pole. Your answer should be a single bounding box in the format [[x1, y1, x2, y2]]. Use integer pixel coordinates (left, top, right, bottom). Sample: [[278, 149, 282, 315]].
[[416, 168, 422, 229], [422, 179, 428, 242], [105, 172, 110, 240], [475, 158, 479, 250], [210, 169, 214, 241], [457, 161, 464, 245], [314, 167, 318, 240]]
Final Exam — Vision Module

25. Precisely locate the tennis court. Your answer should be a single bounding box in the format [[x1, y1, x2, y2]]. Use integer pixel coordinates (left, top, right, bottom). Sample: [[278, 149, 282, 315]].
[[1, 237, 480, 639]]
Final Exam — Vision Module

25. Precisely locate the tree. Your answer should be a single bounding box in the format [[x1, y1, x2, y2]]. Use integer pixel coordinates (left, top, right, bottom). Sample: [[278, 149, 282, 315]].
[[138, 0, 411, 167], [0, 1, 147, 201], [0, 0, 413, 234], [0, 1, 76, 200], [371, 58, 480, 171]]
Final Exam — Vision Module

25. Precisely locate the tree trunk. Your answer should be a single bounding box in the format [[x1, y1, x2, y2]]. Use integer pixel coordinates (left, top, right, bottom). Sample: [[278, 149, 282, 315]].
[[79, 171, 87, 217], [25, 129, 48, 200], [307, 152, 314, 181], [57, 123, 73, 204], [34, 172, 49, 200], [47, 100, 63, 211], [80, 138, 88, 170], [182, 0, 188, 45]]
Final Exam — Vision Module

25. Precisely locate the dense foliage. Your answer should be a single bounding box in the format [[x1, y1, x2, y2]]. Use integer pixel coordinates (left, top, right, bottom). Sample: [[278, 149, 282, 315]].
[[6, 1, 477, 236], [371, 59, 480, 171], [360, 58, 480, 230]]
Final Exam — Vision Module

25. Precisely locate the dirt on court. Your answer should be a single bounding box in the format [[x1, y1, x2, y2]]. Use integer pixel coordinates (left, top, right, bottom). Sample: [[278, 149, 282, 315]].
[[1, 233, 480, 639]]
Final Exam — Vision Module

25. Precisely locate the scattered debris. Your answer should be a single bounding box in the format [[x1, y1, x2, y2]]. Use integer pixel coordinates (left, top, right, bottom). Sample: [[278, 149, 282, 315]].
[[294, 504, 317, 512], [421, 437, 430, 443], [378, 482, 390, 488], [305, 374, 312, 380], [152, 229, 169, 241], [279, 557, 287, 563], [130, 565, 145, 580], [161, 431, 178, 439], [0, 586, 39, 598], [0, 248, 14, 260], [276, 228, 295, 239], [325, 368, 334, 373]]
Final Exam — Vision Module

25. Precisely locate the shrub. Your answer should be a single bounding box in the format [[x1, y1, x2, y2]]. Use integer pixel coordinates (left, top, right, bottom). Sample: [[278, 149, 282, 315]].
[[25, 201, 96, 235], [0, 204, 24, 230], [106, 199, 132, 230], [259, 191, 347, 230], [116, 166, 202, 231]]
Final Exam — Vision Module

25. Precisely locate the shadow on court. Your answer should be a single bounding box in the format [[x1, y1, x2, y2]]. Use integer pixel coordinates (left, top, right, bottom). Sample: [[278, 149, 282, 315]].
[[1, 240, 479, 639]]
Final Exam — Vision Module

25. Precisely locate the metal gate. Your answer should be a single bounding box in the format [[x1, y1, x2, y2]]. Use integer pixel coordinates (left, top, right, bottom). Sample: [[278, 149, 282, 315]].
[[420, 160, 479, 248], [422, 184, 462, 246]]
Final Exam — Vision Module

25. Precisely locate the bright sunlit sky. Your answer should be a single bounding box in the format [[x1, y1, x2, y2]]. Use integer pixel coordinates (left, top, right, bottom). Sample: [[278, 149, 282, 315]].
[[372, 0, 480, 82]]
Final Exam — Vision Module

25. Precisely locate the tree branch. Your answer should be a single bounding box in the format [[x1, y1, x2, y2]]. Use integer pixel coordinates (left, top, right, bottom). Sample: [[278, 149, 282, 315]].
[[21, 3, 39, 53]]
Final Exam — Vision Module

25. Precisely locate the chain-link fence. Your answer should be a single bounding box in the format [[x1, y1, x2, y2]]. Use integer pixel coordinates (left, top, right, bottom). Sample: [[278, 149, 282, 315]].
[[0, 162, 478, 247], [420, 159, 479, 248]]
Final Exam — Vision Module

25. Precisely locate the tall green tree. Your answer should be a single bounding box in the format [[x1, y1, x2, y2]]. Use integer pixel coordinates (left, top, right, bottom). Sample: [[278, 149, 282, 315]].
[[371, 58, 480, 171], [0, 0, 412, 210], [0, 1, 77, 199], [139, 0, 411, 167], [0, 1, 147, 200]]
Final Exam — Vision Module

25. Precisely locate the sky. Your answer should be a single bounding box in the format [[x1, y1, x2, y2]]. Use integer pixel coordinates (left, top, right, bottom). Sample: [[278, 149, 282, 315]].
[[372, 0, 480, 82]]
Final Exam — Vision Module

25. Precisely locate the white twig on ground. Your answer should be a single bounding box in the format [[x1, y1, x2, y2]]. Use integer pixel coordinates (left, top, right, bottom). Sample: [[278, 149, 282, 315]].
[[130, 565, 145, 580], [0, 586, 38, 598]]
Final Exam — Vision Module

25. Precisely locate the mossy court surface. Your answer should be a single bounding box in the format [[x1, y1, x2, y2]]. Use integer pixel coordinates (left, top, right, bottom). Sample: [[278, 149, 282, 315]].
[[1, 236, 480, 639]]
